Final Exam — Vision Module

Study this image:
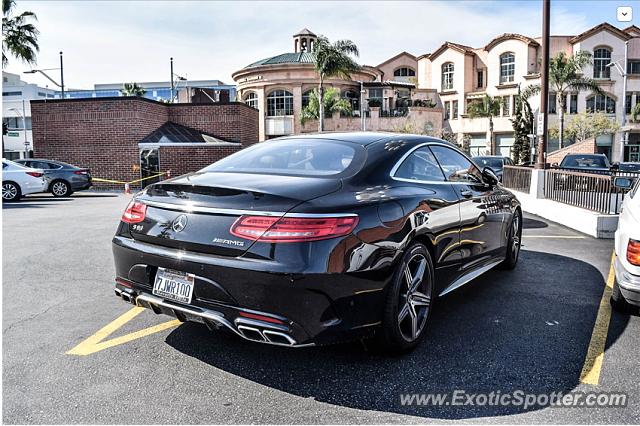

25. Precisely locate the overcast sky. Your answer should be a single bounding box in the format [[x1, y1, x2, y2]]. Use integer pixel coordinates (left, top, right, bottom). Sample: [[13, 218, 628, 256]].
[[3, 0, 636, 90]]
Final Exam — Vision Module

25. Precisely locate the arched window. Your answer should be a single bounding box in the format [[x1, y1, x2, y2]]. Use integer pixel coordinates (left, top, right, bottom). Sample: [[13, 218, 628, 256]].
[[266, 90, 293, 116], [586, 94, 616, 114], [594, 48, 612, 79], [302, 89, 314, 109], [243, 92, 258, 110], [499, 52, 515, 84], [441, 62, 454, 91], [393, 67, 416, 77]]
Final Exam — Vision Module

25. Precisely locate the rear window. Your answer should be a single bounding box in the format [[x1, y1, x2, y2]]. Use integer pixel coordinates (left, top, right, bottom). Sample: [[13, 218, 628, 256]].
[[561, 155, 608, 168], [202, 139, 362, 177]]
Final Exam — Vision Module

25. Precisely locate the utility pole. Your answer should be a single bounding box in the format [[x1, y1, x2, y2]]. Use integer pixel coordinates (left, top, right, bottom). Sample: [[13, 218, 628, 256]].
[[620, 40, 629, 162], [536, 0, 550, 169], [170, 57, 174, 103], [59, 51, 65, 98]]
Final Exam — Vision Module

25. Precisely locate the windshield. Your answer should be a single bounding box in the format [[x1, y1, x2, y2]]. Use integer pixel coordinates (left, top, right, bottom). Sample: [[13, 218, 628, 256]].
[[474, 157, 504, 169], [202, 139, 362, 177], [561, 155, 609, 169]]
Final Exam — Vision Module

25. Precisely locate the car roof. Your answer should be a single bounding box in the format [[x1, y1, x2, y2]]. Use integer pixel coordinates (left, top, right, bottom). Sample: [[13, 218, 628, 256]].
[[274, 131, 422, 146]]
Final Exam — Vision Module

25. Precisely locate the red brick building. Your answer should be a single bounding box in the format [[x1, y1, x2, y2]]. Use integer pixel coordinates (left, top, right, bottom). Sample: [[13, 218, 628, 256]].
[[30, 97, 258, 189]]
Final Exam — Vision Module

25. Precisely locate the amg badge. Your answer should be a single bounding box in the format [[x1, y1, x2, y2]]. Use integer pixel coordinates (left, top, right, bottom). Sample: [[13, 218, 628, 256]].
[[212, 238, 245, 247]]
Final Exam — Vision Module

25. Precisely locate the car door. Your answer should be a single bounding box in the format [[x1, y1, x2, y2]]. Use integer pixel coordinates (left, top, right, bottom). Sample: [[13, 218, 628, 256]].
[[429, 144, 506, 271], [391, 145, 462, 289]]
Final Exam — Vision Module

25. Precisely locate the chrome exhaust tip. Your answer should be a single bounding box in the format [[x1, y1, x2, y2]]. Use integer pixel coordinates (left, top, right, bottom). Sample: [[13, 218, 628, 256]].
[[237, 325, 266, 342], [262, 330, 296, 346]]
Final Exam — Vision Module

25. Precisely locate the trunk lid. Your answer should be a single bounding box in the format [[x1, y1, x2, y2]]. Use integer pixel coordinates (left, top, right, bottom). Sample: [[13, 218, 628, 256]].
[[131, 171, 341, 256]]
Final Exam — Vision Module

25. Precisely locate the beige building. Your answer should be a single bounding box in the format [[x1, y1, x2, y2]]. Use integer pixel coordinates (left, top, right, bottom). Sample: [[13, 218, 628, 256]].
[[418, 22, 640, 162], [232, 29, 442, 141]]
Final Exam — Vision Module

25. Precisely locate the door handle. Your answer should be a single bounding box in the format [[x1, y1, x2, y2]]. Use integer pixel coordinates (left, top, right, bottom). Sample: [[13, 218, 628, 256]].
[[460, 189, 473, 198]]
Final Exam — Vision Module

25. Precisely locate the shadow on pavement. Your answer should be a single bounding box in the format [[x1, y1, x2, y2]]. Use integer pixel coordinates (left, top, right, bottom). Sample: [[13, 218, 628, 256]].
[[164, 250, 629, 420], [522, 217, 549, 229]]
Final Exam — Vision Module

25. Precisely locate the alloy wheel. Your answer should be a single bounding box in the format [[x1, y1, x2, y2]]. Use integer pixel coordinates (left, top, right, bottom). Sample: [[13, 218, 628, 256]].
[[511, 213, 521, 259], [2, 183, 18, 200], [52, 182, 68, 196], [397, 253, 431, 342]]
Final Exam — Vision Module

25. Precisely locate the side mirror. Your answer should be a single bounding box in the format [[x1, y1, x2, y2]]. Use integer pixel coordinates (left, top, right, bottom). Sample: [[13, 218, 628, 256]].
[[551, 162, 559, 168], [611, 162, 620, 170], [482, 167, 499, 186], [613, 176, 635, 190]]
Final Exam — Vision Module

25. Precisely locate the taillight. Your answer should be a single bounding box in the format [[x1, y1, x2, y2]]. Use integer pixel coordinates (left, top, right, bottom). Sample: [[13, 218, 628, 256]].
[[627, 239, 640, 266], [122, 200, 147, 224], [230, 215, 358, 243], [74, 170, 88, 175], [26, 172, 43, 178]]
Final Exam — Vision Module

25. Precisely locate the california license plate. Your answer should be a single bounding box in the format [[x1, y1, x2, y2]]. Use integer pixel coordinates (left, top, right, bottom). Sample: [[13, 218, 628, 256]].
[[153, 268, 195, 304]]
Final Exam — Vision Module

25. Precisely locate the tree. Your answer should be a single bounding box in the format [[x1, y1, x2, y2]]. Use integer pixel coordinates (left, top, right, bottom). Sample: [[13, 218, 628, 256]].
[[2, 0, 39, 67], [522, 51, 604, 148], [300, 87, 351, 125], [311, 35, 360, 132], [467, 94, 501, 155], [510, 86, 534, 164], [120, 82, 146, 97], [563, 112, 620, 144]]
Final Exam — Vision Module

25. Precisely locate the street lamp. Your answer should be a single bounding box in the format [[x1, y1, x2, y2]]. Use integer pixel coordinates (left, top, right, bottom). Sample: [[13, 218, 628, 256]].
[[8, 106, 29, 158], [606, 40, 629, 163], [24, 51, 65, 98]]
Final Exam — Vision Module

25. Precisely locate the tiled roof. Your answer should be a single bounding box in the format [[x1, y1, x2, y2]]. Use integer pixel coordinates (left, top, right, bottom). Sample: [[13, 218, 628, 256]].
[[243, 52, 315, 69]]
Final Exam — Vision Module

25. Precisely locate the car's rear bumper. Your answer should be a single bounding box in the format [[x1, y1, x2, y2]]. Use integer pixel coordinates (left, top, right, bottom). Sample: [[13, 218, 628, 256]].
[[614, 255, 640, 306], [23, 179, 47, 195], [112, 235, 397, 346]]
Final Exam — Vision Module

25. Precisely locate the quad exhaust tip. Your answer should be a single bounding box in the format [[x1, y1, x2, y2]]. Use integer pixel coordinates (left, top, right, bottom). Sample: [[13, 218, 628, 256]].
[[237, 325, 296, 346]]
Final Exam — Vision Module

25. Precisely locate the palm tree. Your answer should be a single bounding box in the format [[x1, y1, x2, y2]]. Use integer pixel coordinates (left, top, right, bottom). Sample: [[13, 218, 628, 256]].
[[522, 51, 604, 148], [300, 87, 352, 125], [312, 35, 360, 132], [467, 94, 501, 155], [2, 0, 39, 67], [120, 82, 146, 97]]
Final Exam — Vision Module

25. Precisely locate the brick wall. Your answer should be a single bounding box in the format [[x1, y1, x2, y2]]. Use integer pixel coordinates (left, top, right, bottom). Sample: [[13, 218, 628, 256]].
[[30, 97, 258, 189], [159, 144, 242, 178], [547, 138, 597, 165]]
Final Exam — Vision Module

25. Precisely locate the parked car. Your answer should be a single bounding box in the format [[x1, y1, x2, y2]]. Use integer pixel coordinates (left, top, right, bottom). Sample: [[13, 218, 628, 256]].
[[2, 159, 47, 202], [15, 158, 92, 197], [555, 153, 612, 174], [112, 132, 522, 351], [611, 176, 640, 312], [616, 162, 640, 173], [472, 156, 514, 181]]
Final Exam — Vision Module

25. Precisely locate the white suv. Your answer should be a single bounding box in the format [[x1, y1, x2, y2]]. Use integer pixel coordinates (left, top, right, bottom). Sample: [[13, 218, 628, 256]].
[[2, 159, 47, 202], [612, 176, 640, 312]]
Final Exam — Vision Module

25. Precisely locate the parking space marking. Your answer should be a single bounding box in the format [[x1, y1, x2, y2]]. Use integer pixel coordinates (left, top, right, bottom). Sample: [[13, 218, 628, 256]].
[[66, 307, 180, 356], [524, 235, 586, 239], [579, 252, 615, 386]]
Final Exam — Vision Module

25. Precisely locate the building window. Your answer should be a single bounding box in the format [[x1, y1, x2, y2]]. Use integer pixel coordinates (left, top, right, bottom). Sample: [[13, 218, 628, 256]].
[[444, 101, 450, 120], [266, 90, 293, 116], [302, 90, 314, 108], [569, 94, 578, 114], [452, 100, 458, 119], [586, 94, 616, 114], [2, 91, 22, 96], [477, 70, 483, 88], [628, 60, 640, 75], [502, 96, 510, 116], [499, 52, 515, 84], [244, 92, 259, 110], [342, 90, 360, 116], [593, 48, 612, 79], [441, 62, 454, 91], [549, 93, 557, 114], [627, 93, 633, 114], [393, 67, 415, 77], [368, 88, 383, 107]]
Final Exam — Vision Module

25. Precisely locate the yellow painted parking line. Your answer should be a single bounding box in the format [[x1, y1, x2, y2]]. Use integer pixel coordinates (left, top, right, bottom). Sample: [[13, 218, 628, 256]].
[[524, 235, 586, 239], [579, 252, 615, 386], [67, 306, 181, 356]]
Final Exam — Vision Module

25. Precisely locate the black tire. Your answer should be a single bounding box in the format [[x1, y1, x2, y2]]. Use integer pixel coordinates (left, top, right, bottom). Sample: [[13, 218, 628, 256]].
[[50, 180, 72, 197], [500, 208, 522, 270], [378, 242, 434, 353], [2, 181, 21, 202], [610, 278, 635, 314]]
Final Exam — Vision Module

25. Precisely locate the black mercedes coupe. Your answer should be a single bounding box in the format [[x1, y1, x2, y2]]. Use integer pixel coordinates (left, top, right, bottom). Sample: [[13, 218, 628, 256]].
[[112, 132, 521, 351]]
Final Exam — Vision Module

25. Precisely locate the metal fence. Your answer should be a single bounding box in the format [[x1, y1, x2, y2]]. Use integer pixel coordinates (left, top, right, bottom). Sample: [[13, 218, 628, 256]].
[[502, 166, 532, 193], [543, 169, 636, 214]]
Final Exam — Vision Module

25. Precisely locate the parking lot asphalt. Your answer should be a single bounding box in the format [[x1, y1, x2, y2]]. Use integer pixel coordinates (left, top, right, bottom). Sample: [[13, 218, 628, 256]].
[[3, 192, 640, 424]]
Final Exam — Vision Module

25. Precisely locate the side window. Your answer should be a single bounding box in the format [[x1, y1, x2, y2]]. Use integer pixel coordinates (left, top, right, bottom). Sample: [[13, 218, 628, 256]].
[[429, 145, 483, 183], [47, 162, 62, 170], [31, 161, 49, 169], [394, 147, 446, 182], [2, 162, 7, 170]]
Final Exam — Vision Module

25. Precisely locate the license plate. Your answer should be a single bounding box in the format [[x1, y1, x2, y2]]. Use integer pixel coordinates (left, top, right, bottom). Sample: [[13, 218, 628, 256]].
[[153, 268, 195, 304]]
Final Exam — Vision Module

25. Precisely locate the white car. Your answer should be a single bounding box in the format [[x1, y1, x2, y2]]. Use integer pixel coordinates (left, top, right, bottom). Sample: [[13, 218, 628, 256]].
[[2, 159, 47, 202], [612, 176, 640, 312]]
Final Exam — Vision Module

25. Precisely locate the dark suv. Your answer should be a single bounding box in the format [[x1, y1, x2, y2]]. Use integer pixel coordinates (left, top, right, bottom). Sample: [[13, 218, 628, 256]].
[[556, 154, 611, 174], [16, 159, 92, 197]]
